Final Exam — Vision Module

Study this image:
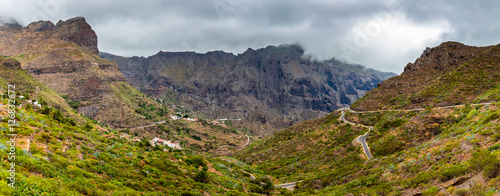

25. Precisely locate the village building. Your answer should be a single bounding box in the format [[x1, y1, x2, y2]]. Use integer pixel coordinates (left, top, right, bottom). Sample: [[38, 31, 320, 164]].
[[151, 137, 182, 150]]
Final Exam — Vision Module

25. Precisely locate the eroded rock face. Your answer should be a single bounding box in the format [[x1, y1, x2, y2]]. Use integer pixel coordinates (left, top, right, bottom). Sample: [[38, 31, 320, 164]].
[[102, 44, 396, 133], [53, 17, 99, 55]]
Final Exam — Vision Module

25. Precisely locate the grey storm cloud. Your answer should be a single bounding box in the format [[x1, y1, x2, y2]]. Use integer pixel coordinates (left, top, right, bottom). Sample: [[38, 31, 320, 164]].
[[1, 0, 500, 73]]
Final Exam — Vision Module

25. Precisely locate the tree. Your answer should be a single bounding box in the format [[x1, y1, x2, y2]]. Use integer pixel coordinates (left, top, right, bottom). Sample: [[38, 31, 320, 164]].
[[193, 167, 209, 183], [263, 180, 274, 194]]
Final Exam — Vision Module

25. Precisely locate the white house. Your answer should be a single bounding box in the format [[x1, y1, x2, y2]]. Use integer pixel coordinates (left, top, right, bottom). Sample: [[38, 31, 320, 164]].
[[33, 101, 42, 108], [151, 137, 182, 150], [186, 117, 198, 122]]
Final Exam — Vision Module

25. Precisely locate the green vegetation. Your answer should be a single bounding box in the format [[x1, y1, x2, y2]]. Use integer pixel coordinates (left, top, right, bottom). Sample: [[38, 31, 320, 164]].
[[0, 84, 269, 196], [238, 97, 500, 194], [111, 82, 170, 122]]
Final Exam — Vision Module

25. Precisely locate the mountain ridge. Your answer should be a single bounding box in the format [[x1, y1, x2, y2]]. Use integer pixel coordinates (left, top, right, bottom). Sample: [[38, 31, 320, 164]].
[[101, 44, 397, 134]]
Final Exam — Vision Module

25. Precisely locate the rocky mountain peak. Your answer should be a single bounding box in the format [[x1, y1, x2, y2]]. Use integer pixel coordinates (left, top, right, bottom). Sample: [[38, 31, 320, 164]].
[[20, 17, 98, 55], [25, 20, 55, 32], [53, 17, 99, 55], [403, 41, 474, 73], [353, 41, 498, 111]]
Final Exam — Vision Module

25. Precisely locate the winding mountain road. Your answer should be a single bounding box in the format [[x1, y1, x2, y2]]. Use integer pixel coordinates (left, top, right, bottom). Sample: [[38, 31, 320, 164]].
[[276, 181, 301, 190], [340, 102, 493, 160], [356, 131, 373, 160], [340, 108, 374, 160]]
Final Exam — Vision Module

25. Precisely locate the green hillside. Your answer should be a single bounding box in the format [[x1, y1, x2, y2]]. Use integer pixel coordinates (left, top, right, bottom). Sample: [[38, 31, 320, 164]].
[[236, 43, 500, 195], [238, 100, 500, 195], [0, 57, 272, 195]]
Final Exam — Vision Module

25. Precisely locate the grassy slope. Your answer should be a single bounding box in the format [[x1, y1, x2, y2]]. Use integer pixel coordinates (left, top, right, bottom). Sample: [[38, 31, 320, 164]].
[[0, 57, 274, 196], [0, 56, 85, 124], [239, 101, 500, 195], [237, 43, 500, 195]]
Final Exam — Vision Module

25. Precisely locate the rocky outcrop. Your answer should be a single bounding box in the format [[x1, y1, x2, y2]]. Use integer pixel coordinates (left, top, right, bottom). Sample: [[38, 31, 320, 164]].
[[102, 44, 396, 133], [22, 17, 98, 55], [403, 42, 478, 73], [53, 17, 99, 55]]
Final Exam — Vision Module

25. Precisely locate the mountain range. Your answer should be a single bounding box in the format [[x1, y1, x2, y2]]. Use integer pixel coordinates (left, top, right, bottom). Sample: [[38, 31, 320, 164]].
[[101, 45, 396, 134]]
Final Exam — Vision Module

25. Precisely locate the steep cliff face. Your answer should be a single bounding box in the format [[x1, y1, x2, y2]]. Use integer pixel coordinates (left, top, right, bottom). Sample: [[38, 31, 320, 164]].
[[352, 41, 500, 111], [0, 17, 164, 128], [102, 44, 396, 133]]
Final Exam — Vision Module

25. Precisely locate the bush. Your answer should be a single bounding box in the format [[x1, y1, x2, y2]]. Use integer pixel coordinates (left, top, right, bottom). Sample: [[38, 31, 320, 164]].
[[483, 111, 499, 124], [439, 164, 467, 182], [68, 101, 80, 109], [491, 133, 500, 141], [193, 167, 209, 183], [406, 172, 433, 188], [372, 135, 405, 156], [454, 188, 468, 196], [469, 150, 498, 171], [190, 135, 202, 141], [186, 156, 207, 168], [483, 163, 500, 178], [489, 143, 500, 151], [422, 186, 439, 196]]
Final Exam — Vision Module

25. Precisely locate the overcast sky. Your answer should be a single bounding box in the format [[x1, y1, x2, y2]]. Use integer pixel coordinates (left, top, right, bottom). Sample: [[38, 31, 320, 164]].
[[1, 0, 500, 73]]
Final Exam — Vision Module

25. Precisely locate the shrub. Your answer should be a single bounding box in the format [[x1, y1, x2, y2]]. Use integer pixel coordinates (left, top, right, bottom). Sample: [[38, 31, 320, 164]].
[[422, 186, 439, 196], [483, 163, 500, 179], [186, 156, 207, 168], [190, 135, 202, 141], [488, 143, 500, 151], [193, 167, 209, 183], [469, 150, 498, 171], [454, 188, 468, 196], [483, 111, 499, 124], [407, 172, 433, 188], [491, 133, 500, 141], [439, 164, 467, 182], [446, 186, 455, 194], [372, 135, 405, 156]]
